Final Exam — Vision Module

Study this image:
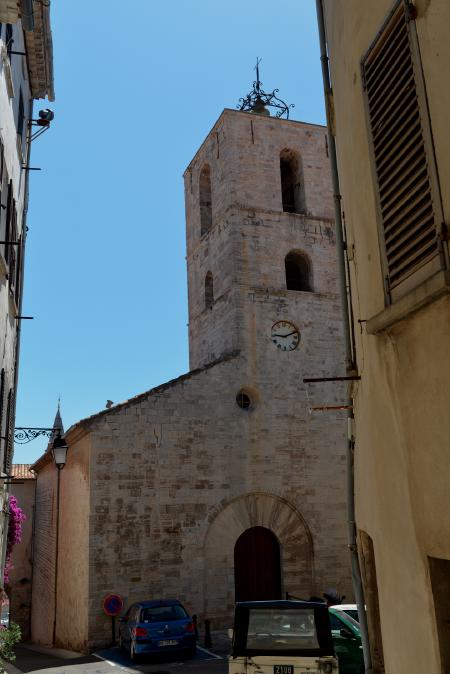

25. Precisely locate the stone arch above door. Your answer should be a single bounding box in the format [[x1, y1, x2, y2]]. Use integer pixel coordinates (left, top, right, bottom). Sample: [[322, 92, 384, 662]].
[[203, 492, 314, 625]]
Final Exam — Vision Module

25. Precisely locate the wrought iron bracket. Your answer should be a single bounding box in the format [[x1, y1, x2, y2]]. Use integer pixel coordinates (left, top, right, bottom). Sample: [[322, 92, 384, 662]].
[[14, 427, 53, 444]]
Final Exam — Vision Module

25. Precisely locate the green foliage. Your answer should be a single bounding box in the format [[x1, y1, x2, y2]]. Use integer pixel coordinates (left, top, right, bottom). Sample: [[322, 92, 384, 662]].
[[0, 622, 21, 668]]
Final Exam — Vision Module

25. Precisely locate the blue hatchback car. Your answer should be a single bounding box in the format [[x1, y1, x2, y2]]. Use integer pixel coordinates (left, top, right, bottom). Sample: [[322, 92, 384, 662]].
[[118, 599, 196, 661]]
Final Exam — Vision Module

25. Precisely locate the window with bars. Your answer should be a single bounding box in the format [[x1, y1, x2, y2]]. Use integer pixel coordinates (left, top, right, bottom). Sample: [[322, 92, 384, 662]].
[[361, 0, 447, 303]]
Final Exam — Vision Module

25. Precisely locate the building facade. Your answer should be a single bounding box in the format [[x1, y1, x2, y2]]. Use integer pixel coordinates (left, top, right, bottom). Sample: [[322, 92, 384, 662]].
[[9, 463, 35, 639], [31, 108, 351, 652], [320, 0, 450, 672], [0, 0, 53, 591]]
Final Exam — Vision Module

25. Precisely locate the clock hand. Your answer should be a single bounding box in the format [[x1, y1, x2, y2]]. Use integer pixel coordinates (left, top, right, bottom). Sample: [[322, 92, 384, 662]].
[[272, 331, 297, 338]]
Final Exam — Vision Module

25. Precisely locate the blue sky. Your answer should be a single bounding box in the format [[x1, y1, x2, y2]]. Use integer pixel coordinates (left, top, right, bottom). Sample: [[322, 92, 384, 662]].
[[14, 0, 326, 462]]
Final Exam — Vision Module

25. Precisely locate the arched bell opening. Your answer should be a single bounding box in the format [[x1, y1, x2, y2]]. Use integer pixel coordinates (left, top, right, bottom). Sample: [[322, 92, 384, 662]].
[[199, 163, 213, 236], [285, 250, 313, 292], [280, 149, 305, 214]]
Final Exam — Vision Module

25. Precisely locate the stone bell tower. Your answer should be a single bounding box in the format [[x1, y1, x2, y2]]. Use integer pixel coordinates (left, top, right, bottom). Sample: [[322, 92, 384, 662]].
[[184, 96, 340, 381], [180, 75, 352, 612]]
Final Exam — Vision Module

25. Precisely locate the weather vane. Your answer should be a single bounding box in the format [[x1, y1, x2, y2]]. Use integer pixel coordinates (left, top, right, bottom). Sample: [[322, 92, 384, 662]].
[[237, 58, 294, 119]]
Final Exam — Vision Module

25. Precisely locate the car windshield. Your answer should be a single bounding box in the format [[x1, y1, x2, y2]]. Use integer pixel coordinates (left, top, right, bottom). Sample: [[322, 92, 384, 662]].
[[246, 608, 320, 651], [343, 609, 359, 622], [140, 605, 187, 623]]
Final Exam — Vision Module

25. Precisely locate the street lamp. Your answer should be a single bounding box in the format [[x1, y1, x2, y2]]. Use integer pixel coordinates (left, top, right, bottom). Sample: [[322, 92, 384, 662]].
[[51, 434, 68, 470], [51, 432, 67, 646]]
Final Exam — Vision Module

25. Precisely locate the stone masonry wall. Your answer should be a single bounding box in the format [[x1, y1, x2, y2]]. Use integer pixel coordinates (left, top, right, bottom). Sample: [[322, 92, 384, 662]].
[[9, 478, 35, 640], [83, 349, 349, 648], [30, 461, 57, 645], [55, 435, 90, 652], [185, 110, 335, 370], [47, 109, 352, 651]]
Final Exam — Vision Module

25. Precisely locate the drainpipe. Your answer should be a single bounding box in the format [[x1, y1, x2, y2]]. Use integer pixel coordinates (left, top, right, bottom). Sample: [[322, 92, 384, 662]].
[[28, 470, 37, 639], [315, 2, 373, 672]]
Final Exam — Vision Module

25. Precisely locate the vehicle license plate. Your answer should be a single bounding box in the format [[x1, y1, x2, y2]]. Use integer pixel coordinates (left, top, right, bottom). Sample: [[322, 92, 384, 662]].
[[273, 666, 294, 674], [158, 639, 178, 646]]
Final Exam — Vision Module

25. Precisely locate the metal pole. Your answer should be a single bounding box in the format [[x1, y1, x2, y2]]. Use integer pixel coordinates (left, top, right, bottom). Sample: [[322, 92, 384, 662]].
[[52, 467, 61, 646], [315, 2, 373, 672]]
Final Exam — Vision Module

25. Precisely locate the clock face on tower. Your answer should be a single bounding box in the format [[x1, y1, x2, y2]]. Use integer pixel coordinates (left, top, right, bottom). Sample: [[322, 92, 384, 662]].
[[271, 321, 300, 351]]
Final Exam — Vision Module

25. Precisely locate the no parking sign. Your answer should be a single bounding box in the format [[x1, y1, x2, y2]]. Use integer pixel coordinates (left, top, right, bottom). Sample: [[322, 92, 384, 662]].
[[103, 593, 123, 617]]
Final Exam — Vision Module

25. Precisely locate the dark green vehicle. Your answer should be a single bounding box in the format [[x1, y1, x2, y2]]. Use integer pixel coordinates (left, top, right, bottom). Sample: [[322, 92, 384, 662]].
[[328, 607, 363, 674]]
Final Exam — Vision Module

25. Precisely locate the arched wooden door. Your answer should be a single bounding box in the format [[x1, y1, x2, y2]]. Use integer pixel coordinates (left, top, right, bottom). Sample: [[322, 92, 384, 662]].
[[234, 526, 282, 602]]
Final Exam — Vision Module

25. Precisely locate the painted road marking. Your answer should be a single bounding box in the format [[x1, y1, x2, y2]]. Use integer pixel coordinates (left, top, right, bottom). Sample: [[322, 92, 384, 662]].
[[196, 645, 222, 660]]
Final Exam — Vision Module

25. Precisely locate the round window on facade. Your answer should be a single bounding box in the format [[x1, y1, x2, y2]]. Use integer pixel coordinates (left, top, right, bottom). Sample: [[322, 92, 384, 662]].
[[236, 390, 252, 410]]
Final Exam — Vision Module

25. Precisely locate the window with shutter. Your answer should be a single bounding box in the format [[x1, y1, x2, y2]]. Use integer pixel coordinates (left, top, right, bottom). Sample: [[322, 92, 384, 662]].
[[361, 0, 447, 303]]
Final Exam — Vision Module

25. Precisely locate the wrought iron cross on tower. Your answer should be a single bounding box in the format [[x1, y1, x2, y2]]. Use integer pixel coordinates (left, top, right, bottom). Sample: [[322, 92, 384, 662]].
[[237, 58, 294, 119]]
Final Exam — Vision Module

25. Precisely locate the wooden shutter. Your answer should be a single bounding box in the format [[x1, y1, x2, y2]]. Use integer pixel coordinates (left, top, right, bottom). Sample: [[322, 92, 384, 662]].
[[0, 139, 4, 184], [358, 530, 385, 673], [362, 1, 445, 301], [3, 388, 14, 475], [17, 89, 25, 140], [9, 202, 17, 294], [4, 181, 12, 264], [0, 369, 4, 464], [15, 235, 22, 305]]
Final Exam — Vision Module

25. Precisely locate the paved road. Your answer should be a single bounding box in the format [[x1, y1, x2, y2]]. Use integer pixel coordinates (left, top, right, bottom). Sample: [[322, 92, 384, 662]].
[[96, 644, 227, 674], [9, 643, 228, 674]]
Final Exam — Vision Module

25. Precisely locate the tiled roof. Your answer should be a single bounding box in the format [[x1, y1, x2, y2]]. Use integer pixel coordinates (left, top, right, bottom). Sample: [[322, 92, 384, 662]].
[[11, 464, 35, 479], [23, 1, 54, 100]]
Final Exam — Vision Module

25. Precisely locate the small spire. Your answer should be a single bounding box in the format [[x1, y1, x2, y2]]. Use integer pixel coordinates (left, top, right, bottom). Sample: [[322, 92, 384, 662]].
[[237, 58, 294, 119], [47, 400, 65, 450]]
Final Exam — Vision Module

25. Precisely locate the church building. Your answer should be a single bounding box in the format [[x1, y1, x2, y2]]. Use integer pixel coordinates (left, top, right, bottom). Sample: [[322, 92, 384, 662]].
[[30, 89, 351, 652]]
